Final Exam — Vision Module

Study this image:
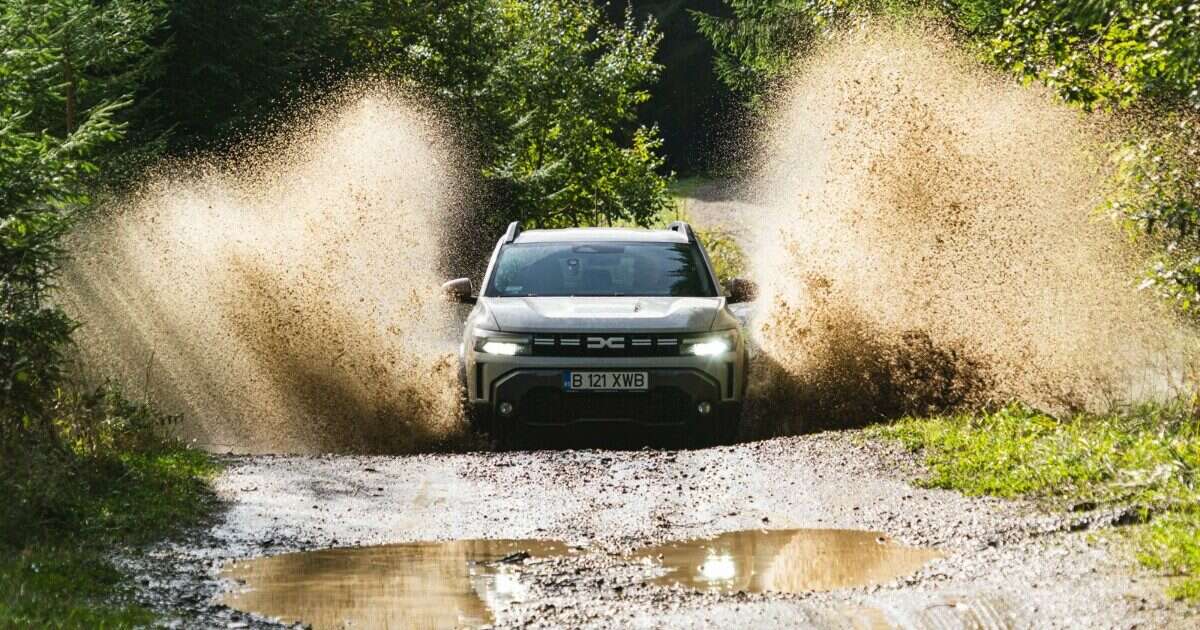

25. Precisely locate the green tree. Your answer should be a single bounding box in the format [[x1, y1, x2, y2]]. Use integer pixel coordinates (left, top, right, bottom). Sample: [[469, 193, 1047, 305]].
[[1106, 117, 1200, 317], [692, 0, 872, 108], [132, 0, 358, 156], [697, 0, 1200, 321], [0, 0, 148, 446], [964, 0, 1200, 320], [699, 1, 1199, 111], [0, 0, 164, 137], [981, 0, 1199, 110], [352, 0, 673, 228]]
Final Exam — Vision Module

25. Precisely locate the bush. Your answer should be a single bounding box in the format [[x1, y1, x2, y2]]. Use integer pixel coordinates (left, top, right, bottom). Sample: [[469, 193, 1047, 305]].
[[0, 382, 215, 627], [351, 0, 674, 230], [1105, 116, 1200, 319], [1, 383, 213, 550], [693, 224, 747, 285]]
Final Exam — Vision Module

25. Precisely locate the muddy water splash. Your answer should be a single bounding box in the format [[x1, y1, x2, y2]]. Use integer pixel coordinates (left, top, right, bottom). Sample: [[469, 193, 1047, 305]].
[[747, 25, 1192, 431], [60, 89, 464, 453]]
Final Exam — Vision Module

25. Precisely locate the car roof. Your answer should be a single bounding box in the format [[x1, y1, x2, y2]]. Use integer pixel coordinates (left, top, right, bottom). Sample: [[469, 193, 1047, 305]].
[[513, 227, 688, 244]]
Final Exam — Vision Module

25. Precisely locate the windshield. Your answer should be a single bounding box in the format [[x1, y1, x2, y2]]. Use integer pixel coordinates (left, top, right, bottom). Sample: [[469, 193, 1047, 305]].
[[485, 241, 717, 298]]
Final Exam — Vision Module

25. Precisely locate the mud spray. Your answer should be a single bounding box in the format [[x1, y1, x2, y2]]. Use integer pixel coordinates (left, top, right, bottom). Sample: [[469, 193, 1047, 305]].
[[746, 25, 1195, 434], [60, 89, 464, 454]]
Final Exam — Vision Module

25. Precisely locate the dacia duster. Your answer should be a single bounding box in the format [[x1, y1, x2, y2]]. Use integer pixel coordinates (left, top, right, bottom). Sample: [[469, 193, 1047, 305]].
[[443, 221, 755, 447]]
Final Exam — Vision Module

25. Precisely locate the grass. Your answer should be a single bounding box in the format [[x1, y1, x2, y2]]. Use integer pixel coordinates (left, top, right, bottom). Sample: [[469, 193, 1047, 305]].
[[1, 385, 219, 628], [0, 549, 155, 627], [668, 175, 712, 199], [870, 402, 1200, 599]]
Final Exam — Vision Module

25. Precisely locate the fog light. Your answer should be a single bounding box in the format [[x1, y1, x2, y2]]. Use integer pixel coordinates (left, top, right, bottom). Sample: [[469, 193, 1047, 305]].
[[697, 401, 713, 415], [498, 402, 514, 416]]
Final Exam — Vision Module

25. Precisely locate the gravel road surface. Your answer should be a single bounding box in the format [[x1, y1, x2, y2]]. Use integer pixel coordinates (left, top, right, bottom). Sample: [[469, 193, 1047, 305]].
[[125, 430, 1198, 629]]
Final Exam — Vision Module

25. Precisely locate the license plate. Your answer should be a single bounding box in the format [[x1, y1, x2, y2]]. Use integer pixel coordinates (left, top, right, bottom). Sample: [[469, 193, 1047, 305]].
[[563, 371, 648, 391]]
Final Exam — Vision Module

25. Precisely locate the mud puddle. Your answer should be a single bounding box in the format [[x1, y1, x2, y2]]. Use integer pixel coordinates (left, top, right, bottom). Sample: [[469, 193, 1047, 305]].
[[220, 529, 940, 629], [636, 528, 942, 594], [221, 539, 570, 629]]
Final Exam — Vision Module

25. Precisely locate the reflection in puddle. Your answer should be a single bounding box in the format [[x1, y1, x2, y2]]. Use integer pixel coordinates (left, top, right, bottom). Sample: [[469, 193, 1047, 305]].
[[220, 530, 940, 629], [221, 539, 567, 630], [634, 529, 942, 594]]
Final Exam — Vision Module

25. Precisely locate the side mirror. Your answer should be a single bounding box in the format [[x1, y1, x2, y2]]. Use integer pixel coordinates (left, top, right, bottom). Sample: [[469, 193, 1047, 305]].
[[442, 278, 476, 304], [724, 277, 758, 304]]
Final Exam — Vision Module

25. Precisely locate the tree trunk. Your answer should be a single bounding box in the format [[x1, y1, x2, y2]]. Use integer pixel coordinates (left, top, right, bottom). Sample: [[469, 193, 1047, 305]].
[[63, 33, 76, 133]]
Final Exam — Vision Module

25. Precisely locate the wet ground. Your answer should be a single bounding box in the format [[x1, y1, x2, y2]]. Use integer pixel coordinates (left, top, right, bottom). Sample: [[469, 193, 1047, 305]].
[[219, 529, 940, 629], [124, 430, 1199, 629]]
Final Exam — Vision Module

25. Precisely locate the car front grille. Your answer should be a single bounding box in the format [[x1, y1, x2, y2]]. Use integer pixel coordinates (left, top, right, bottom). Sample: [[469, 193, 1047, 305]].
[[530, 333, 681, 357]]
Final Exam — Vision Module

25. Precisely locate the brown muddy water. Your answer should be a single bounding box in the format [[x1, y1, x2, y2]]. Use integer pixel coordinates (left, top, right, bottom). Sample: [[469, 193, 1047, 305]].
[[220, 529, 940, 629], [221, 539, 570, 629], [60, 87, 465, 454], [634, 528, 941, 594], [745, 23, 1195, 431]]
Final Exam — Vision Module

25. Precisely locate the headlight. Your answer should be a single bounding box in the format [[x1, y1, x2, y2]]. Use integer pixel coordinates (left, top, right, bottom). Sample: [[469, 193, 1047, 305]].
[[683, 330, 738, 357], [473, 328, 530, 356]]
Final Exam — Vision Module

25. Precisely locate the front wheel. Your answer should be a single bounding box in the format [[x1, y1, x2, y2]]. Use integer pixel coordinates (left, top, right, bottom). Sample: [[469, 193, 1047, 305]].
[[715, 403, 744, 441], [465, 402, 491, 433], [689, 404, 740, 449], [711, 402, 743, 446], [493, 414, 534, 451]]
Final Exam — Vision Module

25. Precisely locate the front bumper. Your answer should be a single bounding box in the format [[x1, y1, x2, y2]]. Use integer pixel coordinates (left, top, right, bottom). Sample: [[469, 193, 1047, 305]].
[[464, 352, 746, 427], [466, 353, 744, 402], [489, 368, 721, 427]]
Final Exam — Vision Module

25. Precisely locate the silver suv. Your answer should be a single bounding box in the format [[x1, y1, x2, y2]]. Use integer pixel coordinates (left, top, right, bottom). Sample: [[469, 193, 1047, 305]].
[[443, 221, 756, 447]]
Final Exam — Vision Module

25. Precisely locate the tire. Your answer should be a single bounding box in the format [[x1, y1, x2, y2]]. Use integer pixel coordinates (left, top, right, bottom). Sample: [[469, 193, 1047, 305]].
[[688, 416, 721, 449], [720, 403, 743, 444], [492, 414, 518, 451], [465, 402, 491, 433]]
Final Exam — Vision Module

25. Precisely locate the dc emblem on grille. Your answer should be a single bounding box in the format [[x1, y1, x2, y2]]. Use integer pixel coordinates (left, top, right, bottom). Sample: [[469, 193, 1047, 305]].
[[587, 336, 625, 349]]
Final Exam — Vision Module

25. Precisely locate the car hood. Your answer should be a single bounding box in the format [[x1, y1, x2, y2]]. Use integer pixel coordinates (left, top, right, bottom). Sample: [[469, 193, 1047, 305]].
[[482, 296, 724, 333]]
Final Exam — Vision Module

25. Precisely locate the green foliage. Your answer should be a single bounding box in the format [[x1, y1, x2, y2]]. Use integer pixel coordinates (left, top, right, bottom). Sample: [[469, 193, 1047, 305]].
[[693, 0, 932, 108], [695, 224, 747, 285], [982, 0, 1200, 110], [2, 13, 217, 623], [1, 383, 217, 628], [0, 444, 214, 627], [700, 0, 1200, 111], [1140, 512, 1200, 600], [136, 0, 354, 156], [1, 109, 122, 445], [2, 384, 216, 550], [1, 549, 155, 628], [950, 0, 1200, 325], [697, 0, 1200, 321], [874, 402, 1200, 599], [876, 402, 1199, 502], [0, 0, 164, 136], [351, 0, 673, 229], [1104, 117, 1200, 318], [693, 0, 857, 107], [604, 1, 731, 174]]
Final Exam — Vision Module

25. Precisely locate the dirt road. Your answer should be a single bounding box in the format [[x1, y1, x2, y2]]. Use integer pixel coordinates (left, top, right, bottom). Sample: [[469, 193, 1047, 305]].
[[127, 430, 1196, 629], [119, 184, 1198, 628]]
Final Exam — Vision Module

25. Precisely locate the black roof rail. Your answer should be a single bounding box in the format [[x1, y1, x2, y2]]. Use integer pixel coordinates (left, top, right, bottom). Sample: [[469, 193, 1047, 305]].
[[666, 220, 695, 242], [503, 221, 523, 243]]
